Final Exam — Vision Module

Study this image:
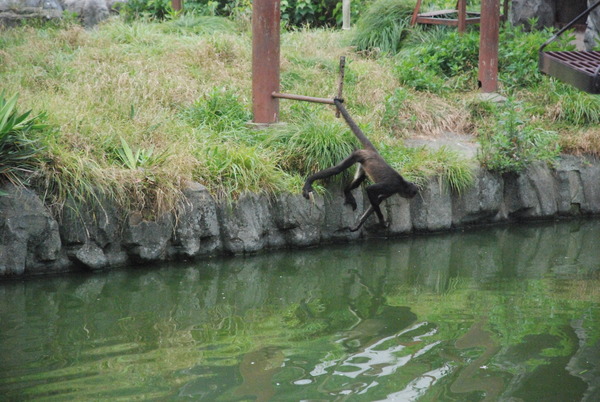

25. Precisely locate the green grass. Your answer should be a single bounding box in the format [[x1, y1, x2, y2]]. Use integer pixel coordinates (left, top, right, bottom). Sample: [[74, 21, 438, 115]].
[[351, 0, 414, 54], [2, 4, 592, 214]]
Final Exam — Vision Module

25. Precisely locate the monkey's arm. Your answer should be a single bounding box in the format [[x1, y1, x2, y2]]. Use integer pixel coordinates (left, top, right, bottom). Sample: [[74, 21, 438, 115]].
[[302, 153, 358, 199]]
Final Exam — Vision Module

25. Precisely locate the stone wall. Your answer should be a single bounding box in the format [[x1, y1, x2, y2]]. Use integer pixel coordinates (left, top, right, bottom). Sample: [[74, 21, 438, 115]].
[[1, 154, 599, 277], [0, 0, 123, 28]]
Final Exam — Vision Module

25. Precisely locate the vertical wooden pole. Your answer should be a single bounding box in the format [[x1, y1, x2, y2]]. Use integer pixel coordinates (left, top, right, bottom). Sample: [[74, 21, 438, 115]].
[[252, 0, 281, 124], [458, 0, 467, 33], [478, 0, 500, 93], [172, 0, 182, 12], [410, 0, 423, 26], [342, 0, 351, 30]]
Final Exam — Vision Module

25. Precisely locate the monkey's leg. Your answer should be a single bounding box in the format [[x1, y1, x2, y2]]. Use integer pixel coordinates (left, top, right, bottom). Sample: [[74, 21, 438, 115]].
[[349, 205, 374, 232], [349, 184, 393, 232], [344, 165, 366, 210], [302, 153, 359, 199], [367, 184, 393, 225]]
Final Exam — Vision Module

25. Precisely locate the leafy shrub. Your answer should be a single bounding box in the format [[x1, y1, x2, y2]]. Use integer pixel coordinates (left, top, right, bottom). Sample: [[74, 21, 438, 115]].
[[185, 0, 343, 27], [498, 22, 574, 90], [281, 0, 341, 28], [478, 100, 560, 173], [352, 0, 414, 54], [184, 0, 251, 19], [395, 28, 480, 92], [395, 20, 575, 93], [119, 0, 174, 21], [0, 93, 47, 187]]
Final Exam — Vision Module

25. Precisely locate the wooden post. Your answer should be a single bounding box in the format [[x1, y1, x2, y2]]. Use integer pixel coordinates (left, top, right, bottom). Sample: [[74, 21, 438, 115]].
[[478, 0, 500, 93], [252, 0, 281, 124], [458, 0, 467, 33], [342, 0, 351, 30], [172, 0, 182, 12]]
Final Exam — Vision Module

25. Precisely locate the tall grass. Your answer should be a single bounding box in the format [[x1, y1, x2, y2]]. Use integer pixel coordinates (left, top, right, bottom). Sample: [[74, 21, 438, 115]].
[[194, 143, 295, 200], [264, 110, 358, 176], [352, 0, 414, 54], [381, 142, 475, 193]]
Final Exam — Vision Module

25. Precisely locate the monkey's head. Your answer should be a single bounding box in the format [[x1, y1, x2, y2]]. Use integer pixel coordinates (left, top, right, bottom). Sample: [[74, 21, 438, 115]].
[[400, 180, 419, 199]]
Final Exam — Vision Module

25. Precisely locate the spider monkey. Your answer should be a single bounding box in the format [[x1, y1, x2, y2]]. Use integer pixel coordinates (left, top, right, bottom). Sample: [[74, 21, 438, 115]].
[[302, 98, 418, 232]]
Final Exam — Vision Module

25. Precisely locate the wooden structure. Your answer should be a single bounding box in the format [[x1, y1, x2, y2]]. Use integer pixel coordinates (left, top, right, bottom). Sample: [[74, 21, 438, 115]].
[[410, 0, 480, 33]]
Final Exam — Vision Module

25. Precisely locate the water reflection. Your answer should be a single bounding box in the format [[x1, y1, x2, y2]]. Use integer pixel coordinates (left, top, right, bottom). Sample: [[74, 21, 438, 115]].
[[0, 220, 599, 400]]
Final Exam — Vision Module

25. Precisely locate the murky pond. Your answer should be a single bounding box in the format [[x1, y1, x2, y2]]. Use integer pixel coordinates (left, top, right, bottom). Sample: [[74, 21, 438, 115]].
[[1, 220, 599, 401]]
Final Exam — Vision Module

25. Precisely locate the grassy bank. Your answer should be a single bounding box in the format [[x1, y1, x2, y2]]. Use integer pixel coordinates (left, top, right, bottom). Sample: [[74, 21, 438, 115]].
[[2, 5, 599, 216]]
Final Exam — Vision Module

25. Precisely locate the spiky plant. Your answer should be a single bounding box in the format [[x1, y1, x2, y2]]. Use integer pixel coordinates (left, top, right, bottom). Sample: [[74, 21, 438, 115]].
[[0, 92, 47, 188]]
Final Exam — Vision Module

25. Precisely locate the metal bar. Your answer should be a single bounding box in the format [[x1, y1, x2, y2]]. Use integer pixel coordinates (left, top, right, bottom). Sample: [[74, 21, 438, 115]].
[[540, 0, 600, 52], [272, 92, 335, 105], [252, 0, 281, 124], [478, 0, 500, 93]]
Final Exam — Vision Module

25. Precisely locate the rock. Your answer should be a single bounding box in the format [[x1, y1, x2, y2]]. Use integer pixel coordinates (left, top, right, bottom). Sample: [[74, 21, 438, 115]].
[[0, 0, 63, 26], [170, 183, 222, 258], [579, 156, 600, 214], [73, 241, 108, 270], [527, 162, 559, 216], [502, 170, 539, 219], [452, 168, 504, 226], [123, 212, 173, 262], [272, 192, 324, 247], [0, 0, 126, 28], [0, 183, 65, 275], [502, 163, 561, 219], [411, 178, 452, 231], [320, 185, 363, 241], [555, 155, 585, 215], [59, 195, 125, 270], [217, 193, 274, 254], [60, 0, 109, 28], [384, 195, 412, 235], [510, 0, 556, 29], [585, 0, 600, 50]]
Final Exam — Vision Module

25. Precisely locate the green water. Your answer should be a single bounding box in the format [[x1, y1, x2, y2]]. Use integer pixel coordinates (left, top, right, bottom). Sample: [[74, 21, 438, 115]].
[[1, 221, 599, 401]]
